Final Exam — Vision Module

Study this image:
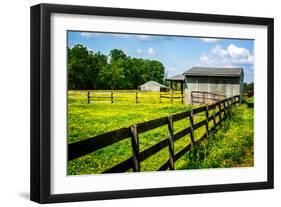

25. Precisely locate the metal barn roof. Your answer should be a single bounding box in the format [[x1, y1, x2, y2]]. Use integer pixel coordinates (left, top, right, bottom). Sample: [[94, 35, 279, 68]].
[[183, 67, 243, 77], [165, 74, 185, 82]]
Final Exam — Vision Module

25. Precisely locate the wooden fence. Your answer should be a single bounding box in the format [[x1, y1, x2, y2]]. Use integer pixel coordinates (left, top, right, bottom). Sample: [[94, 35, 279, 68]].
[[86, 90, 184, 104], [87, 91, 114, 104], [87, 91, 141, 104], [191, 91, 226, 105], [68, 95, 240, 173], [160, 91, 184, 104]]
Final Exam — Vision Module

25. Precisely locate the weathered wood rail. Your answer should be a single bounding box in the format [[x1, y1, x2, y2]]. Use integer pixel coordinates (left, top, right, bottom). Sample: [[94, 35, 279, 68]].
[[160, 91, 184, 104], [191, 91, 226, 105], [87, 91, 142, 104], [68, 95, 240, 173], [73, 90, 184, 104], [87, 91, 114, 104]]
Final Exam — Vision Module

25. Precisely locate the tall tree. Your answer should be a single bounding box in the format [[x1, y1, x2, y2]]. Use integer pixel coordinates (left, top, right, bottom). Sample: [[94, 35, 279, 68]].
[[68, 45, 108, 89], [109, 49, 127, 63], [68, 44, 91, 89], [243, 82, 254, 92], [67, 45, 166, 90]]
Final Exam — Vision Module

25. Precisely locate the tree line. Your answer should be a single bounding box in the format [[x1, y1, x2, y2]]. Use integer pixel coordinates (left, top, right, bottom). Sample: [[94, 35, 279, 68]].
[[68, 44, 165, 90]]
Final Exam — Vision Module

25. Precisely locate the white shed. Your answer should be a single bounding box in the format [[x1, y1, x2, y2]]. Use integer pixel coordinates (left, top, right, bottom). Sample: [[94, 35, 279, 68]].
[[139, 81, 168, 92]]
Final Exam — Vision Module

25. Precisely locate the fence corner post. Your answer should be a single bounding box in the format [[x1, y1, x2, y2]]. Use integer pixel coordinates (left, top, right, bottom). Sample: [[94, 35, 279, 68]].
[[87, 91, 90, 104], [168, 116, 175, 170], [131, 125, 140, 172]]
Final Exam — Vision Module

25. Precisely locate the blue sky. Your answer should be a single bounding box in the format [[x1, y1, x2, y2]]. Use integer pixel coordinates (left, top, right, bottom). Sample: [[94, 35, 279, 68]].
[[68, 31, 254, 83]]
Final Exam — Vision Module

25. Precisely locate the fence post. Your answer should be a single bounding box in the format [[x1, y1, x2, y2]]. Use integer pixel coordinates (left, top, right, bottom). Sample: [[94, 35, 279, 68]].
[[181, 88, 184, 104], [203, 92, 205, 104], [168, 116, 175, 170], [136, 91, 138, 104], [229, 98, 232, 113], [171, 91, 173, 104], [205, 105, 209, 139], [223, 100, 227, 120], [233, 97, 237, 107], [218, 101, 222, 127], [160, 93, 162, 103], [111, 91, 113, 104], [231, 97, 235, 108], [189, 109, 195, 146], [228, 98, 232, 117], [231, 98, 234, 113], [87, 91, 90, 104], [131, 125, 140, 172], [212, 105, 217, 131]]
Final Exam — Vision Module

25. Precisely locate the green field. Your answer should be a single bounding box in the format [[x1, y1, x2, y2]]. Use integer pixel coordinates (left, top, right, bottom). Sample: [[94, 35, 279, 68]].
[[179, 104, 254, 169], [68, 90, 254, 175]]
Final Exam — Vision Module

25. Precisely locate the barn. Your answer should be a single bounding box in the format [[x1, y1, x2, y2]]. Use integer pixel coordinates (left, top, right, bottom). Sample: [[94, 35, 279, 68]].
[[139, 81, 168, 92], [183, 67, 244, 104]]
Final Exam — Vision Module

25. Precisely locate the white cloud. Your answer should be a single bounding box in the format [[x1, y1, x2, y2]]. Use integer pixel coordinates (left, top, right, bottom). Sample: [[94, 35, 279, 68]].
[[166, 66, 177, 73], [201, 38, 220, 43], [80, 32, 157, 41], [147, 47, 156, 56], [80, 32, 132, 39], [111, 34, 131, 38], [227, 44, 253, 64], [199, 44, 254, 66], [211, 45, 228, 57], [136, 49, 142, 54], [137, 35, 153, 41], [80, 32, 101, 38], [199, 54, 215, 65]]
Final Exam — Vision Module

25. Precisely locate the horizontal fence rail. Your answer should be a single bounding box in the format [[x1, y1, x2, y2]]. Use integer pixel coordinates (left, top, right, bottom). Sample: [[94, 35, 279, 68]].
[[69, 90, 185, 104], [160, 91, 184, 104], [68, 95, 240, 173], [191, 91, 226, 105]]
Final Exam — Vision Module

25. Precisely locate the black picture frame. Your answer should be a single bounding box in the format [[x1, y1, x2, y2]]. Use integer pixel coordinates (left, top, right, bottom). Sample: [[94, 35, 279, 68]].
[[30, 3, 274, 204]]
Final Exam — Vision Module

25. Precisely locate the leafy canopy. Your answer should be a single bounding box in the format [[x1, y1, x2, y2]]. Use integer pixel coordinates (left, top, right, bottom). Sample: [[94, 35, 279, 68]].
[[68, 44, 165, 90]]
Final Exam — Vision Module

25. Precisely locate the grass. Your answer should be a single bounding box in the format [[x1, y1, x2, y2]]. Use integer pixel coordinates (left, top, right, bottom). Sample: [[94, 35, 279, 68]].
[[178, 104, 254, 169], [68, 90, 188, 144], [67, 90, 254, 175], [244, 96, 254, 108], [247, 96, 254, 104]]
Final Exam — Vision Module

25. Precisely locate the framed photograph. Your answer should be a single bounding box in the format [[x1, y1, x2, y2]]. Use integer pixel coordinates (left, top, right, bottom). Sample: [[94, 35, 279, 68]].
[[30, 3, 274, 203]]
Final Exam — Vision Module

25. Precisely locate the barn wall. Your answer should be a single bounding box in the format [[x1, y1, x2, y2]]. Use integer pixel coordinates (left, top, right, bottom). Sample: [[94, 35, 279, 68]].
[[185, 76, 242, 104]]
